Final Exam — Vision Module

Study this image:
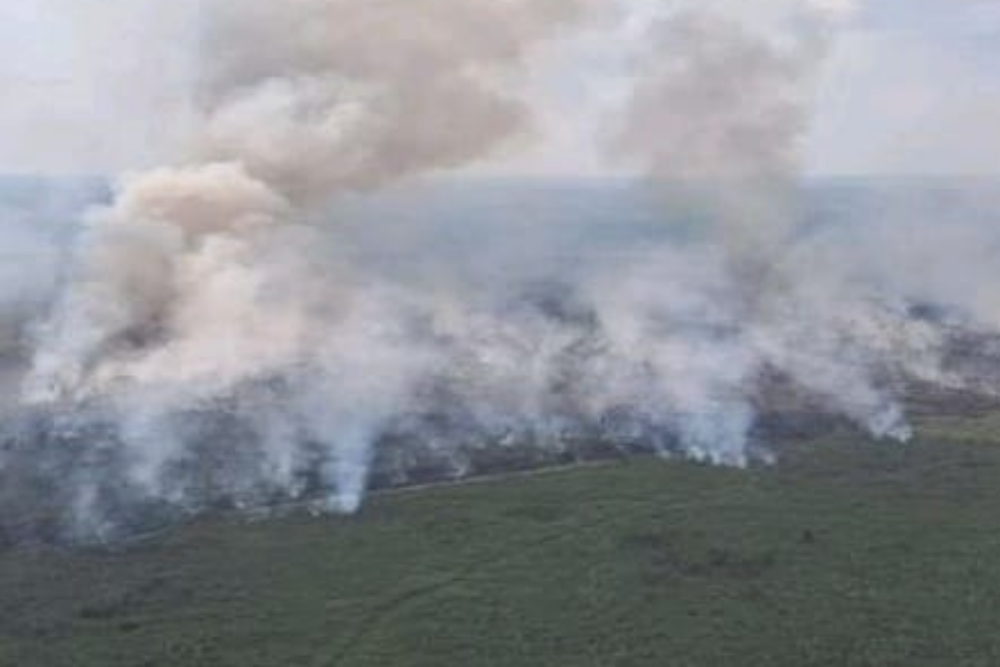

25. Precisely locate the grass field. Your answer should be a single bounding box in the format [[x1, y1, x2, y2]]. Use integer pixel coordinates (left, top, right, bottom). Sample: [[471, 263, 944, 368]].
[[3, 416, 1000, 666]]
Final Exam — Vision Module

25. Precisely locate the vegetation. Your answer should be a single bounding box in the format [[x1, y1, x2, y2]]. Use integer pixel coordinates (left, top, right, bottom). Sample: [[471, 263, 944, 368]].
[[3, 416, 1000, 666]]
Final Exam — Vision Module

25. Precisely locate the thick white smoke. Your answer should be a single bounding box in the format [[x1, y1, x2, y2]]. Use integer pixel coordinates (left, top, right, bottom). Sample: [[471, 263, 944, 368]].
[[20, 0, 599, 519], [5, 0, 1000, 541], [595, 0, 927, 448]]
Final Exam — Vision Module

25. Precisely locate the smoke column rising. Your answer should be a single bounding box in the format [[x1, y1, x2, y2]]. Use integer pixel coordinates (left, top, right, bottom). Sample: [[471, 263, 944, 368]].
[[20, 0, 599, 518], [4, 0, 1000, 540], [594, 0, 921, 449]]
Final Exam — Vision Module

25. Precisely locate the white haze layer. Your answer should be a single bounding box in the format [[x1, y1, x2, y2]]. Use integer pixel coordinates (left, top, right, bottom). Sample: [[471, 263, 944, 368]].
[[1, 0, 997, 537]]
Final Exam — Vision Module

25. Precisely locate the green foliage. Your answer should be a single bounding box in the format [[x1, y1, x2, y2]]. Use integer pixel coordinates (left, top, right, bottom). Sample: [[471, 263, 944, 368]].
[[3, 417, 1000, 666]]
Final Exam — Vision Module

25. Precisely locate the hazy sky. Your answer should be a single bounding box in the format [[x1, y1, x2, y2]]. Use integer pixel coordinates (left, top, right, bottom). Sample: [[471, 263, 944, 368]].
[[1, 0, 998, 177]]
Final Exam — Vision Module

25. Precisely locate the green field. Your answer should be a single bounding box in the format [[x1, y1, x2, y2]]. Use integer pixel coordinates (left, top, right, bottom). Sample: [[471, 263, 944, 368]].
[[4, 416, 1000, 666]]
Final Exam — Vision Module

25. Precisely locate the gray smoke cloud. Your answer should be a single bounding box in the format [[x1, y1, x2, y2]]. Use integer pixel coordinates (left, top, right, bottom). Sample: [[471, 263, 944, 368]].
[[590, 0, 928, 451], [5, 0, 1000, 542], [25, 0, 602, 406], [198, 0, 602, 202], [612, 0, 850, 258], [17, 0, 601, 526]]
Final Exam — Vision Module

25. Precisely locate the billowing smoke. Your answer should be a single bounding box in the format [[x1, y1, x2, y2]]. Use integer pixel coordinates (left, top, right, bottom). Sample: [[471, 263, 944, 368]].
[[613, 0, 850, 257], [26, 0, 600, 405], [3, 0, 1000, 542], [0, 0, 592, 532], [594, 0, 924, 448]]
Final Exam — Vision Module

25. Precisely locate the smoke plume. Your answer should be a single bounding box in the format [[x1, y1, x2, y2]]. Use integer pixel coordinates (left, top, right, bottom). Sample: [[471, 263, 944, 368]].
[[592, 0, 925, 449], [17, 0, 598, 525], [3, 0, 1000, 542]]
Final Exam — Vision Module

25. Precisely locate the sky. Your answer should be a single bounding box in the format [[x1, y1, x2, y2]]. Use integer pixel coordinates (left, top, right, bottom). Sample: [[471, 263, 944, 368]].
[[1, 0, 998, 177], [805, 0, 1000, 176]]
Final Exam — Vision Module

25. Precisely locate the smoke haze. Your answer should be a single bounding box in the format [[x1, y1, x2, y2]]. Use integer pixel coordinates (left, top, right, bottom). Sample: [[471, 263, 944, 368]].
[[2, 0, 1000, 541]]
